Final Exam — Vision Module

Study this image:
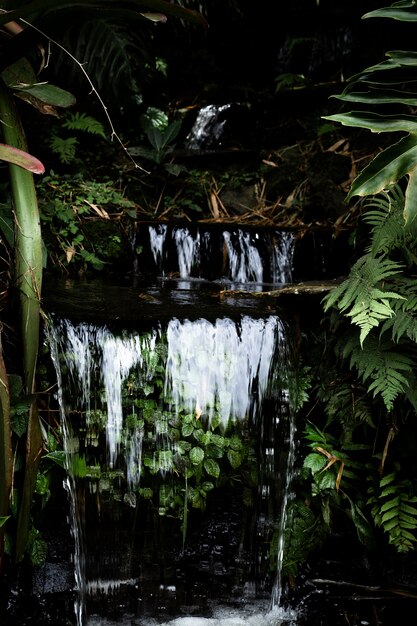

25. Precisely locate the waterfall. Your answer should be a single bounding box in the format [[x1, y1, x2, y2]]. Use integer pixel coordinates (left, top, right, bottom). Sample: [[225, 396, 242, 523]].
[[173, 226, 201, 278], [139, 224, 294, 286], [222, 230, 264, 285], [149, 224, 168, 271], [185, 104, 232, 151], [165, 317, 277, 428], [270, 231, 295, 285], [46, 312, 296, 626]]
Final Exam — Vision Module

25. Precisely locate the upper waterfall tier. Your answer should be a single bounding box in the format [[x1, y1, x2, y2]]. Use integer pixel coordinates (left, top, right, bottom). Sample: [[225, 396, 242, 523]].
[[135, 223, 294, 286]]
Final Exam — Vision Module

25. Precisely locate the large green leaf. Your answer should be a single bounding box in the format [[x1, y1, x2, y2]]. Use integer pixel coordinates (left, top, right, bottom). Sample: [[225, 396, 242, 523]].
[[189, 446, 204, 465], [12, 83, 76, 108], [323, 111, 417, 134], [354, 69, 417, 87], [363, 5, 417, 21], [334, 88, 417, 105], [2, 57, 75, 110], [386, 50, 417, 65], [347, 134, 417, 199], [1, 57, 37, 87]]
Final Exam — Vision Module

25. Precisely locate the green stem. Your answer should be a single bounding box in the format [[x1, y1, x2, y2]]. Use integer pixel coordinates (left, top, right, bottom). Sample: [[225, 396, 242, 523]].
[[0, 79, 43, 562], [0, 325, 12, 573]]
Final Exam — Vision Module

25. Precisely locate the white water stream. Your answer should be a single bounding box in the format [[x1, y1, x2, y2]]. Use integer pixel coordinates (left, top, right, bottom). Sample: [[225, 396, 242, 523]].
[[47, 312, 296, 626], [146, 224, 294, 285]]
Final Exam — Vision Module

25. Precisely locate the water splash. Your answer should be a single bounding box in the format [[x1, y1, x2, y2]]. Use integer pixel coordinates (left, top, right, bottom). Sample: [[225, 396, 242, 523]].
[[101, 333, 144, 467], [87, 604, 298, 626], [48, 321, 88, 626], [52, 320, 157, 467], [270, 390, 297, 610]]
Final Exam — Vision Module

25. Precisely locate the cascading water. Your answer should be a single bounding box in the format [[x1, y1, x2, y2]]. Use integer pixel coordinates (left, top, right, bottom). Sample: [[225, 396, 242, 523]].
[[46, 309, 297, 626], [222, 230, 264, 285], [174, 227, 201, 279], [185, 104, 233, 152], [140, 224, 294, 287], [149, 224, 168, 272]]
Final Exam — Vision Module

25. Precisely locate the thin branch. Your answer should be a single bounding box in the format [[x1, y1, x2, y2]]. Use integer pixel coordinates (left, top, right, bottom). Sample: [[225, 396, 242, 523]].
[[0, 9, 149, 173]]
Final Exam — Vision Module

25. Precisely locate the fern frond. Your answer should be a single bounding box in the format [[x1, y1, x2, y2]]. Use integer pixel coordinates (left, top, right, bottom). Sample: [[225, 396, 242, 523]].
[[381, 309, 417, 343], [379, 282, 417, 342], [363, 185, 405, 257], [347, 289, 403, 346], [323, 383, 375, 428], [368, 474, 417, 553], [344, 336, 415, 411], [280, 500, 328, 576], [48, 135, 78, 164], [62, 112, 106, 138], [323, 254, 405, 345]]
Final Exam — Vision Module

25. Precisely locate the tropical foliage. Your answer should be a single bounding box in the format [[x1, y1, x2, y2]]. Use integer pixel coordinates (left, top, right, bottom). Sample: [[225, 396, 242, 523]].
[[4, 0, 417, 601], [323, 1, 417, 224], [53, 328, 259, 547], [0, 0, 205, 575], [284, 0, 417, 577]]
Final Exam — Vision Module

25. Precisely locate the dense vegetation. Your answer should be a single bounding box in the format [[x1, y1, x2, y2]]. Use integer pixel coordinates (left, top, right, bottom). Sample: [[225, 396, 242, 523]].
[[2, 0, 417, 615]]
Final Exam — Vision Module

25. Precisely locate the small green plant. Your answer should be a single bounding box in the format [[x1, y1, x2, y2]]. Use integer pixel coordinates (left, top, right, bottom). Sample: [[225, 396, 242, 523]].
[[38, 173, 138, 272], [129, 106, 185, 174], [48, 112, 106, 164]]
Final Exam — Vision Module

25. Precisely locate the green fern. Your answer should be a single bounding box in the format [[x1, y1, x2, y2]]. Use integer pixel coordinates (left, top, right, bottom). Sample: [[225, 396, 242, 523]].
[[382, 305, 417, 343], [279, 500, 327, 576], [343, 335, 415, 411], [48, 135, 78, 164], [363, 185, 406, 257], [322, 383, 376, 429], [62, 112, 106, 138], [368, 473, 417, 553], [378, 280, 417, 342], [323, 254, 405, 345], [362, 185, 417, 266]]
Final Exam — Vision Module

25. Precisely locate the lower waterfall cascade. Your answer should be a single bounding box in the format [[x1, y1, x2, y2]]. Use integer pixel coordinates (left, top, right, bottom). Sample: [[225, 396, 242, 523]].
[[46, 310, 298, 626]]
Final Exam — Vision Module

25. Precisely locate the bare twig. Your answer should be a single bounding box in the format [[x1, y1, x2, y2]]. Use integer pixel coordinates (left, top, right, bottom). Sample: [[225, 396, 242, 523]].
[[0, 9, 149, 173]]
